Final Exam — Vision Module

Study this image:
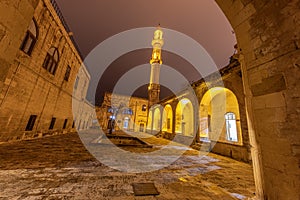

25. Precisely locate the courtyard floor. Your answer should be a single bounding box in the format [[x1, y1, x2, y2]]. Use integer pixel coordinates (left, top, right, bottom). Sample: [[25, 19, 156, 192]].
[[0, 131, 255, 200]]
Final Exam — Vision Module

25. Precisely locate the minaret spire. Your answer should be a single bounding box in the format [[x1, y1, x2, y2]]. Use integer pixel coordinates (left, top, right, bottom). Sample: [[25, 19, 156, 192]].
[[148, 26, 164, 106]]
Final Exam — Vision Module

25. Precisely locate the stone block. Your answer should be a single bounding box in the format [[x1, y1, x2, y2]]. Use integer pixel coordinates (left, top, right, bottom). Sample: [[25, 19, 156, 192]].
[[250, 74, 287, 97], [260, 136, 292, 156], [232, 3, 256, 27], [252, 92, 286, 109], [248, 70, 262, 85], [254, 107, 286, 123], [264, 167, 300, 200]]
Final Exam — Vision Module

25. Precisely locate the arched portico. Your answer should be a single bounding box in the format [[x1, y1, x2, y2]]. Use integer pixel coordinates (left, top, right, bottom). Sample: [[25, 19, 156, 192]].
[[147, 105, 163, 134], [199, 87, 243, 145], [146, 109, 153, 132], [153, 107, 161, 131], [162, 104, 173, 133], [175, 98, 194, 136]]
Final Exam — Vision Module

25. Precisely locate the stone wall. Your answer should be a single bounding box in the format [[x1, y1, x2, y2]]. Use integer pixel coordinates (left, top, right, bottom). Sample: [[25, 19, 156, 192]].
[[195, 59, 250, 162], [156, 59, 251, 162], [215, 0, 300, 199], [0, 0, 39, 83], [72, 66, 95, 131], [0, 0, 92, 142]]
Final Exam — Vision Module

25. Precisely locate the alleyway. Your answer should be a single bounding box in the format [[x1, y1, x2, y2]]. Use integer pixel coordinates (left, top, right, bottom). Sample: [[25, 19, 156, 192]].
[[0, 132, 255, 200]]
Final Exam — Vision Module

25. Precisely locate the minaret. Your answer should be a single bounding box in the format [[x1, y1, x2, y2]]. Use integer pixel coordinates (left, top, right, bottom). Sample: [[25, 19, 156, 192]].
[[148, 26, 164, 106]]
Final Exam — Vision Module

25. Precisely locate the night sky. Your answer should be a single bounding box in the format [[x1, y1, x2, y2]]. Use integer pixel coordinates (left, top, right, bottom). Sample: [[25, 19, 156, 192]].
[[55, 0, 236, 105]]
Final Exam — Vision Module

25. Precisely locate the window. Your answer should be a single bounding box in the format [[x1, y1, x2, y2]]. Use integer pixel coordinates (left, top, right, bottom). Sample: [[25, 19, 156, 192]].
[[225, 112, 238, 142], [20, 19, 38, 55], [83, 80, 87, 90], [74, 76, 79, 89], [64, 66, 71, 81], [81, 80, 87, 97], [63, 119, 68, 129], [25, 115, 37, 131], [49, 117, 56, 130], [108, 107, 114, 113], [72, 120, 75, 128], [123, 108, 133, 115], [43, 47, 59, 75], [123, 117, 129, 129], [142, 104, 147, 111]]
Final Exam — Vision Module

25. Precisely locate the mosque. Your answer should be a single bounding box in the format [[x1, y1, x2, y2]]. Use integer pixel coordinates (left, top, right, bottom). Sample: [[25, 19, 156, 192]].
[[96, 27, 251, 162], [0, 0, 299, 199]]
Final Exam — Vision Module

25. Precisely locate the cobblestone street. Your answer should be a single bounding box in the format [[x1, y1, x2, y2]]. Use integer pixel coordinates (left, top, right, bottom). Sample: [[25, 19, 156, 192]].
[[0, 132, 255, 200]]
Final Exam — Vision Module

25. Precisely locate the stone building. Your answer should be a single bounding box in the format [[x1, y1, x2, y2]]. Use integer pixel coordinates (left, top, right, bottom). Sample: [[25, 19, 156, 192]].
[[0, 0, 94, 142], [142, 27, 250, 162], [72, 66, 96, 131], [147, 58, 251, 162], [0, 0, 299, 199], [96, 92, 149, 132]]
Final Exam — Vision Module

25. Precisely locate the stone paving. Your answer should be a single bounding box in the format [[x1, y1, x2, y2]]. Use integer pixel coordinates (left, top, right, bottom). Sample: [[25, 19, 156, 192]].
[[0, 131, 255, 200]]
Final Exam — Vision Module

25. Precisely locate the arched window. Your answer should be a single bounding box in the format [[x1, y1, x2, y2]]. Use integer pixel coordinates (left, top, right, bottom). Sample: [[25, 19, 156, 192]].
[[142, 104, 147, 111], [43, 47, 59, 75], [20, 19, 38, 55], [225, 112, 238, 142], [108, 107, 114, 113], [123, 117, 129, 129], [64, 66, 71, 81]]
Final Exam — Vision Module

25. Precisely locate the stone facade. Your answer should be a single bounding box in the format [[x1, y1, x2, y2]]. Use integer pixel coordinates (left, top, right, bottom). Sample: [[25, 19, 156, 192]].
[[213, 1, 300, 199], [194, 58, 250, 162], [96, 92, 149, 132], [0, 0, 94, 143], [148, 58, 251, 162], [72, 66, 96, 131], [97, 59, 251, 162], [0, 0, 299, 199]]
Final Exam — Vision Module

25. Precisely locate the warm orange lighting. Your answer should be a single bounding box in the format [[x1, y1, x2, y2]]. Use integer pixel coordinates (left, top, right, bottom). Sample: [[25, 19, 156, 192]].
[[150, 27, 164, 65]]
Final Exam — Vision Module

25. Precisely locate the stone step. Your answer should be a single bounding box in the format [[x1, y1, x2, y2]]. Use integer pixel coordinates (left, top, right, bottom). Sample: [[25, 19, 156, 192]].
[[191, 141, 211, 152]]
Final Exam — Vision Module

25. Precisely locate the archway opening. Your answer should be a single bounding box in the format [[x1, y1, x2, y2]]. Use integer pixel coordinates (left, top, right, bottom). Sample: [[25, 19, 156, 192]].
[[199, 87, 242, 145], [162, 104, 173, 133], [175, 98, 194, 136], [153, 107, 161, 131], [146, 109, 153, 131]]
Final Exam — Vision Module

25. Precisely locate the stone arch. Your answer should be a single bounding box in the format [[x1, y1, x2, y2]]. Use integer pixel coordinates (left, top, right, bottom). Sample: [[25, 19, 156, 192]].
[[153, 107, 161, 131], [162, 104, 173, 133], [42, 47, 60, 75], [20, 18, 39, 55], [199, 87, 243, 145], [175, 98, 194, 136], [146, 105, 163, 134], [146, 108, 153, 131]]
